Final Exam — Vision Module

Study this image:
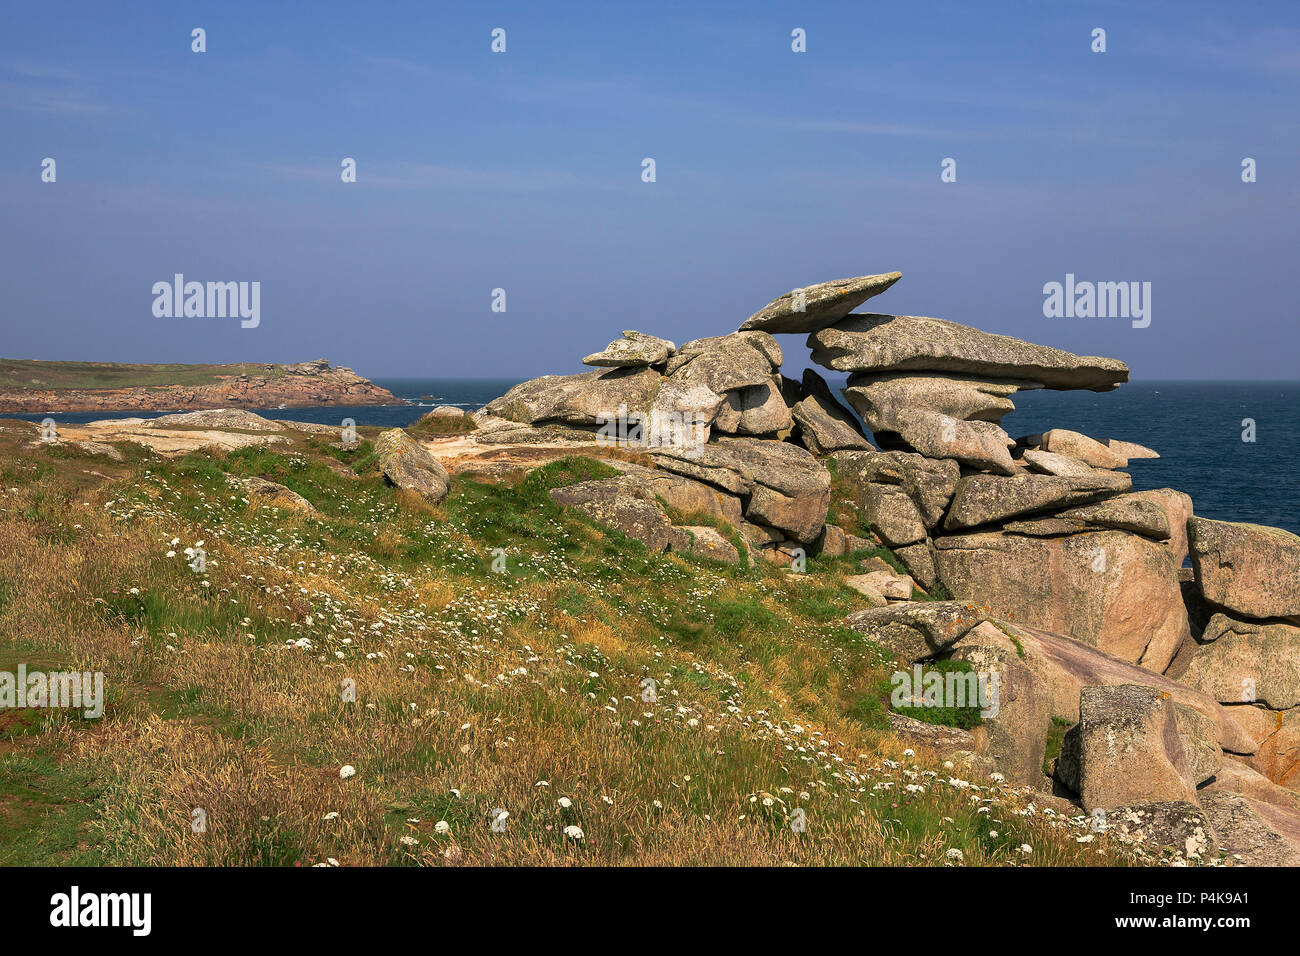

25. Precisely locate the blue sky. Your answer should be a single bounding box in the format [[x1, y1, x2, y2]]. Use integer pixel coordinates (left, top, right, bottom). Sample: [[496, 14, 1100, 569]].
[[1, 0, 1296, 380]]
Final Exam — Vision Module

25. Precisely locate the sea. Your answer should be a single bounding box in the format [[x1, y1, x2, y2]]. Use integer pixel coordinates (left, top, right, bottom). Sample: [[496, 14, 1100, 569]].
[[9, 378, 1298, 534]]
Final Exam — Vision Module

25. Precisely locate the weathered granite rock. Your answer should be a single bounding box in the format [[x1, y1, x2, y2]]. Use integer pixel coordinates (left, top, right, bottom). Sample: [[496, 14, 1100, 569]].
[[549, 480, 689, 553], [667, 333, 780, 391], [808, 314, 1130, 390], [1128, 489, 1193, 566], [894, 541, 938, 590], [815, 523, 847, 557], [856, 483, 926, 547], [227, 475, 314, 512], [1038, 429, 1127, 469], [842, 576, 887, 605], [950, 620, 1254, 786], [374, 428, 451, 504], [583, 330, 676, 368], [1237, 708, 1300, 790], [484, 367, 662, 425], [151, 408, 283, 431], [1182, 614, 1300, 710], [842, 391, 1017, 474], [713, 377, 792, 436], [942, 471, 1132, 532], [846, 567, 914, 601], [740, 272, 902, 334], [843, 601, 990, 662], [831, 450, 960, 530], [1109, 438, 1159, 460], [1054, 686, 1198, 810], [791, 369, 872, 455], [424, 405, 466, 418], [1172, 703, 1223, 786], [1103, 803, 1218, 861], [1056, 494, 1172, 541], [673, 526, 741, 564], [652, 438, 830, 543], [1018, 448, 1100, 478], [1205, 757, 1300, 810], [845, 373, 1033, 423], [1199, 791, 1300, 866], [1188, 517, 1300, 619], [934, 529, 1188, 671]]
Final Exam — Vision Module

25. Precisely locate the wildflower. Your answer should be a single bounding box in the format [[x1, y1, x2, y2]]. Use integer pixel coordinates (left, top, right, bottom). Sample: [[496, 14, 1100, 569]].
[[339, 765, 356, 780], [557, 797, 572, 809], [434, 821, 450, 835], [946, 848, 964, 861], [563, 825, 584, 841], [399, 835, 419, 847]]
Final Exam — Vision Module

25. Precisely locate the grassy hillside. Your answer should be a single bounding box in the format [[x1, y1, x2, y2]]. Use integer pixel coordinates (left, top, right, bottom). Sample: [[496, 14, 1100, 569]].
[[0, 423, 1146, 866], [0, 359, 287, 391]]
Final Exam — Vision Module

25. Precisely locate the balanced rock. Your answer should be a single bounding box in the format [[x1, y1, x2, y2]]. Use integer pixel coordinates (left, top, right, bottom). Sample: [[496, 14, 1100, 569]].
[[583, 330, 676, 368], [373, 428, 450, 504], [1056, 494, 1172, 541], [808, 314, 1130, 391], [1188, 517, 1300, 619], [739, 272, 901, 334]]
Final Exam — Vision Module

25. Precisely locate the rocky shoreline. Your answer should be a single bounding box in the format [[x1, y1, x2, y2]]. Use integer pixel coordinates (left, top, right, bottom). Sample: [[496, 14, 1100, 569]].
[[0, 358, 396, 414]]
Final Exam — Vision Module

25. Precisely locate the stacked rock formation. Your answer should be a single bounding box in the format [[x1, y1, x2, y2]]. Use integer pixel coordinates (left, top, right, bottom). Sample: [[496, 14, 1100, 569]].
[[477, 268, 1300, 863]]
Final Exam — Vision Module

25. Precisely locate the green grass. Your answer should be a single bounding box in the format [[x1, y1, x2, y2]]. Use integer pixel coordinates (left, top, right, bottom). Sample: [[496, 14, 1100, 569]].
[[0, 358, 288, 391]]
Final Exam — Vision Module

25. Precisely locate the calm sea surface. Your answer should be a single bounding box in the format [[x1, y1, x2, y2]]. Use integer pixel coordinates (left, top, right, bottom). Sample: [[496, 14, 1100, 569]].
[[10, 378, 1298, 533]]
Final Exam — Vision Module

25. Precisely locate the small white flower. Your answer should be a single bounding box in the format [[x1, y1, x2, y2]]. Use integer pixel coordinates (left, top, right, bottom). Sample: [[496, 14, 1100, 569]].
[[339, 765, 356, 780], [399, 835, 419, 846], [945, 848, 964, 861], [434, 821, 450, 835], [557, 797, 572, 809], [563, 825, 585, 841], [1018, 844, 1033, 854]]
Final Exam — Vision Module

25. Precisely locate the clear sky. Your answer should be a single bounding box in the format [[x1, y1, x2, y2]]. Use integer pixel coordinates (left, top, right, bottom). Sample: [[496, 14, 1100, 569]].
[[1, 1, 1296, 381]]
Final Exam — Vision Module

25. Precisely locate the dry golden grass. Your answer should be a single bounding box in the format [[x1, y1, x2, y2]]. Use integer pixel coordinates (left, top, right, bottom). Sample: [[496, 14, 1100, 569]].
[[0, 427, 1157, 867]]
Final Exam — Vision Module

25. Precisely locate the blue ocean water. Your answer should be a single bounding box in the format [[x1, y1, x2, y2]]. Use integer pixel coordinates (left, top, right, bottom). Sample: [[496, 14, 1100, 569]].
[[9, 378, 1298, 533]]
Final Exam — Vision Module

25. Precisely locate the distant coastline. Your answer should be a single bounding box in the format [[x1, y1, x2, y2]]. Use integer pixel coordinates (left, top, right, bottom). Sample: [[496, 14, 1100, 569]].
[[0, 357, 396, 414]]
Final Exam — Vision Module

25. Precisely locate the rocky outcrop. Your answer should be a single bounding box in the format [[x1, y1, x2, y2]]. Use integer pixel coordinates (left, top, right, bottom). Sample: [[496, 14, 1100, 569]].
[[475, 267, 1300, 861]]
